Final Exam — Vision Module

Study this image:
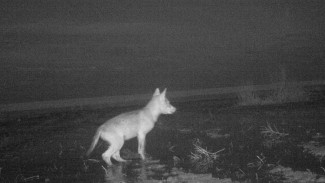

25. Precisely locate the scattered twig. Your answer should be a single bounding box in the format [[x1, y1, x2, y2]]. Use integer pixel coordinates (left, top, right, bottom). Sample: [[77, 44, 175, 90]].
[[15, 174, 40, 182], [83, 160, 89, 172], [247, 154, 266, 170], [261, 122, 288, 139], [238, 168, 246, 175], [101, 165, 109, 175], [59, 143, 63, 157], [87, 159, 100, 163], [24, 175, 40, 181]]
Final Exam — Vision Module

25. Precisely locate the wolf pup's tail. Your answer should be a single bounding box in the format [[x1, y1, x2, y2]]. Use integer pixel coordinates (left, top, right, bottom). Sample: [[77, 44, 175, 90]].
[[86, 128, 101, 156]]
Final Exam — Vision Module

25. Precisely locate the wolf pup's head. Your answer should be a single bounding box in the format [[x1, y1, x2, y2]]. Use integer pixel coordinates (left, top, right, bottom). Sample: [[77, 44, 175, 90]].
[[152, 88, 176, 114]]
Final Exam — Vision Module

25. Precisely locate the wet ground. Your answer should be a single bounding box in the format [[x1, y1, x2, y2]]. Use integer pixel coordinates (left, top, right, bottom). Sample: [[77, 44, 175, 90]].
[[1, 99, 325, 182]]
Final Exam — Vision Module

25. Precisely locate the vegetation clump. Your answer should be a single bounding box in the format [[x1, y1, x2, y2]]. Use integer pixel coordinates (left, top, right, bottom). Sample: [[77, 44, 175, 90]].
[[189, 139, 224, 173], [261, 122, 288, 148]]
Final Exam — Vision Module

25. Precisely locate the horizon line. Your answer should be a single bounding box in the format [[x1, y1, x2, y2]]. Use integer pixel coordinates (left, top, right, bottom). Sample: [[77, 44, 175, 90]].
[[1, 80, 324, 112]]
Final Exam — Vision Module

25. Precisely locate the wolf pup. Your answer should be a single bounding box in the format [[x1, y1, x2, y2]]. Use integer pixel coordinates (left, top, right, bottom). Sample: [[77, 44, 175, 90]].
[[87, 88, 176, 165]]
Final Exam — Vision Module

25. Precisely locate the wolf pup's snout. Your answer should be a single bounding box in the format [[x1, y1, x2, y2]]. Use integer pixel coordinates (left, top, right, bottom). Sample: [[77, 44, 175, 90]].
[[166, 102, 176, 114]]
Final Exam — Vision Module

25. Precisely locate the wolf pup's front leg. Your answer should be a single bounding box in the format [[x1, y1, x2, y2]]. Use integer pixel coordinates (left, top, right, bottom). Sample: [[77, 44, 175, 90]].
[[137, 133, 146, 160]]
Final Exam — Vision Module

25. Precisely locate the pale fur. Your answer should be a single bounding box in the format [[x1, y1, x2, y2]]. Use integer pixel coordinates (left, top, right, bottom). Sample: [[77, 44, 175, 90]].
[[87, 88, 176, 165]]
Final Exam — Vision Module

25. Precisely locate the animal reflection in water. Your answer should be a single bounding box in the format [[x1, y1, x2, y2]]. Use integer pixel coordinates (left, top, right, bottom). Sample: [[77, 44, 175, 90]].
[[103, 160, 164, 183]]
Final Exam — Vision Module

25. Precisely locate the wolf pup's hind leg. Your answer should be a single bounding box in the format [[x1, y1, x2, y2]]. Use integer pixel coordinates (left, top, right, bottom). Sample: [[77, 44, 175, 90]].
[[112, 151, 128, 162], [100, 132, 126, 165]]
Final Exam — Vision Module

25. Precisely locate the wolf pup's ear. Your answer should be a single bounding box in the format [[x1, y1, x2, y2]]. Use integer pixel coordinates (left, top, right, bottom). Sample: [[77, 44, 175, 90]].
[[161, 88, 167, 97], [153, 88, 160, 96]]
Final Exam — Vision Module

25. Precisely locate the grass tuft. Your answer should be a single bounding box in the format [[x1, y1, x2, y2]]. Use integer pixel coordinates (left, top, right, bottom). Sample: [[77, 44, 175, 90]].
[[238, 82, 309, 106], [301, 142, 325, 162], [261, 122, 288, 148], [189, 139, 224, 173]]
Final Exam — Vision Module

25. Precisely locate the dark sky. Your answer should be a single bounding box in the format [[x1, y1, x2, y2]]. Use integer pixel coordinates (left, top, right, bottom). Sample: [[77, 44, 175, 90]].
[[1, 0, 325, 104]]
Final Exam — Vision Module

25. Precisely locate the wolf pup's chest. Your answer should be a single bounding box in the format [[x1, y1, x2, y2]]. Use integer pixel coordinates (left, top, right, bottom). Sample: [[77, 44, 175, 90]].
[[123, 118, 155, 139]]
